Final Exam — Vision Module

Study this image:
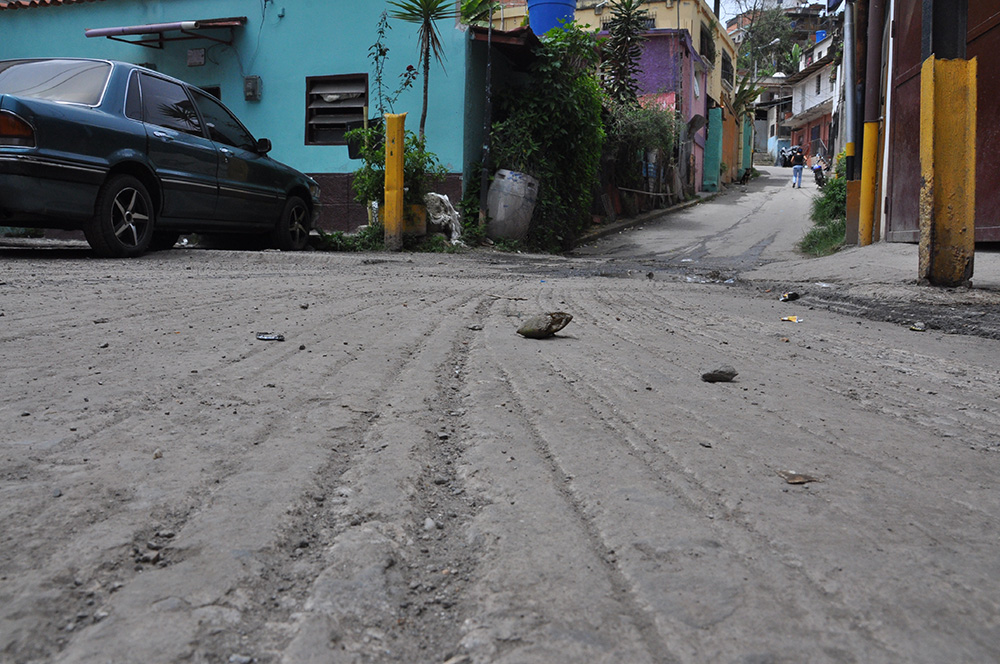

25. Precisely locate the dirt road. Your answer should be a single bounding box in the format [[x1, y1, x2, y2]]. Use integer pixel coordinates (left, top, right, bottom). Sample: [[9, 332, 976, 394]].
[[3, 173, 1000, 663]]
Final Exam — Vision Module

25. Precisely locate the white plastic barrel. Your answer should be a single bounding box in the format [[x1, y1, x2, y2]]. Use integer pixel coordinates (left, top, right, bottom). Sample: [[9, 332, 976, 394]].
[[486, 170, 539, 242]]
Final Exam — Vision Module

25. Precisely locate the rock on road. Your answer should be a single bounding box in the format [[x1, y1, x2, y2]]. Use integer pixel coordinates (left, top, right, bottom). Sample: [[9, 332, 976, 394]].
[[2, 173, 999, 663]]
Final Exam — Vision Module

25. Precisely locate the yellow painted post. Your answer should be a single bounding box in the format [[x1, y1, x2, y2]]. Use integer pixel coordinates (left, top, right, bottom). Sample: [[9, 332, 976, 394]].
[[918, 56, 977, 287], [384, 113, 406, 251], [858, 122, 879, 246]]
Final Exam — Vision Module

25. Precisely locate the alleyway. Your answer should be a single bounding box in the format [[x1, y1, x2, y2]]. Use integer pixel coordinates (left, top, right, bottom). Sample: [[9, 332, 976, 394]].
[[2, 171, 999, 663]]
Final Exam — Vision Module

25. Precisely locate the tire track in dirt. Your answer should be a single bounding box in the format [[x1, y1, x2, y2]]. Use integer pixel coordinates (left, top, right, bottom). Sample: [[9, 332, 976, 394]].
[[3, 264, 494, 662], [501, 280, 1000, 660], [474, 288, 888, 663]]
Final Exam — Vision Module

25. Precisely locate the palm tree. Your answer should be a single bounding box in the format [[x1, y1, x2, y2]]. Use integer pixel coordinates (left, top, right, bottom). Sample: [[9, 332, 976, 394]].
[[388, 0, 455, 141], [600, 0, 650, 107]]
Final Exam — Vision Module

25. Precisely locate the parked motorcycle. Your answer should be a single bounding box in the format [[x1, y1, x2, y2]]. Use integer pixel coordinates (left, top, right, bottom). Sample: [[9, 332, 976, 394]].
[[813, 159, 828, 188], [779, 145, 801, 167]]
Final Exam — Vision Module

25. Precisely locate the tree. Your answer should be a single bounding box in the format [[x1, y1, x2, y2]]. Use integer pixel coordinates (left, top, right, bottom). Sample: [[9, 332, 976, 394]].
[[737, 5, 793, 76], [600, 0, 649, 106], [726, 0, 793, 78], [388, 0, 455, 141]]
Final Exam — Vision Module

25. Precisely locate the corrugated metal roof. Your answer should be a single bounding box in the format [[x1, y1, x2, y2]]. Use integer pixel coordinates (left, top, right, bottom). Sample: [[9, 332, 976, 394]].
[[0, 0, 104, 9]]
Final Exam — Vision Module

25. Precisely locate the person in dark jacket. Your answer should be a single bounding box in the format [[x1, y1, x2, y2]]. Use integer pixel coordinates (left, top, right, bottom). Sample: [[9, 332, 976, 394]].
[[790, 148, 805, 188]]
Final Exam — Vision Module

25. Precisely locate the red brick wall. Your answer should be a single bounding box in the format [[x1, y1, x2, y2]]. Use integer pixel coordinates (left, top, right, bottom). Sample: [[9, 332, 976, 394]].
[[309, 173, 464, 233]]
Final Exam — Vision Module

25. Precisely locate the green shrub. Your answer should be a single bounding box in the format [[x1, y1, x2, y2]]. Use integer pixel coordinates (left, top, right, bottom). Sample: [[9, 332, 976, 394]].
[[811, 175, 846, 224], [799, 216, 846, 256], [346, 127, 447, 207], [490, 23, 604, 251], [800, 175, 847, 256], [315, 222, 385, 252], [603, 102, 677, 193]]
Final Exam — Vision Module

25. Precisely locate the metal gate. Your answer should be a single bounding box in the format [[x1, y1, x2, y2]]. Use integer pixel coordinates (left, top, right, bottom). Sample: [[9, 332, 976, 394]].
[[885, 1, 1000, 242]]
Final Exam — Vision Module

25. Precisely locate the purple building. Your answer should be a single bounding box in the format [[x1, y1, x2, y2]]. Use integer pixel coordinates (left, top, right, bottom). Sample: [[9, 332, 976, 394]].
[[634, 29, 710, 193]]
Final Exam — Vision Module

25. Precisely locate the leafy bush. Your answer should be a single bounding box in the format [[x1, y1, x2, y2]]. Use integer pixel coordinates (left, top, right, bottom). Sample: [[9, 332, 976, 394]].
[[315, 222, 385, 252], [603, 103, 676, 192], [811, 175, 846, 224], [346, 127, 447, 207], [800, 175, 847, 256], [490, 23, 604, 251], [799, 216, 846, 256]]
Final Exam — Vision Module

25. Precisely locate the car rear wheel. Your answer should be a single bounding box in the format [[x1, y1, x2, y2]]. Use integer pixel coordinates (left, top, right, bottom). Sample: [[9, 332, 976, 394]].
[[270, 196, 310, 251], [85, 175, 155, 258]]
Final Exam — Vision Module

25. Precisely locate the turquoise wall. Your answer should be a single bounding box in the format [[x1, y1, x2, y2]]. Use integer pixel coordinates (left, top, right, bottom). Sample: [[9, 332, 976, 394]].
[[0, 0, 471, 177], [702, 107, 722, 192]]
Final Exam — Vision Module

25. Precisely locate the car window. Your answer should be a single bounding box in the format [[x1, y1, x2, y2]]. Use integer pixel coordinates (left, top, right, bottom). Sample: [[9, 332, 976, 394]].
[[125, 70, 141, 121], [0, 59, 111, 105], [139, 73, 202, 136], [190, 89, 256, 151]]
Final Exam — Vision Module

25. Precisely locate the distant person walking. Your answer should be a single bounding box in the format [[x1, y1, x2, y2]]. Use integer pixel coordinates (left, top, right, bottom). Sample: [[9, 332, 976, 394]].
[[791, 148, 805, 188]]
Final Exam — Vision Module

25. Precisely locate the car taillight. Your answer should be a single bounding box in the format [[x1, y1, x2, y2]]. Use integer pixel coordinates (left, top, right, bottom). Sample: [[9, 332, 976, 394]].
[[0, 111, 34, 147]]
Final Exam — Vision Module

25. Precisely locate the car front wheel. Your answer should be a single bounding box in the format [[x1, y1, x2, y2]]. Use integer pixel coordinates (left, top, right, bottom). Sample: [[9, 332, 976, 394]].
[[270, 196, 310, 251], [85, 175, 155, 258]]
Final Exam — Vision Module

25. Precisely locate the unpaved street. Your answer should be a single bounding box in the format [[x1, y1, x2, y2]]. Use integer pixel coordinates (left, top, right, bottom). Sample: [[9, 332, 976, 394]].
[[3, 170, 1000, 663]]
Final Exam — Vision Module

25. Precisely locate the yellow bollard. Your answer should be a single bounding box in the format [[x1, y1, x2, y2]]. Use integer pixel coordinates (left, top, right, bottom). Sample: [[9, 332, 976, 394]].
[[858, 121, 880, 246], [384, 113, 406, 251], [918, 56, 977, 287]]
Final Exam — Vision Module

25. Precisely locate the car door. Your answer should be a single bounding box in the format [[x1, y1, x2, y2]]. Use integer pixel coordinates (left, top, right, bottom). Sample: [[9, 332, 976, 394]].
[[137, 72, 219, 221], [189, 89, 284, 225]]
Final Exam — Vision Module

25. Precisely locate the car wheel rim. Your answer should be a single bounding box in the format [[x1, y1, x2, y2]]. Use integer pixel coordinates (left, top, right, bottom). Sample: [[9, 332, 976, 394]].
[[112, 187, 150, 248], [288, 205, 307, 244]]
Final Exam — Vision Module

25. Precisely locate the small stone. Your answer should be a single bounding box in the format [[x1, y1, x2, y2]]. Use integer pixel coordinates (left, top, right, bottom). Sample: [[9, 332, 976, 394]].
[[468, 324, 483, 331], [99, 342, 109, 349], [153, 449, 163, 459], [137, 550, 161, 564], [517, 312, 573, 339], [910, 321, 927, 332], [229, 656, 254, 664], [701, 365, 738, 383], [300, 304, 309, 310], [53, 488, 63, 498], [423, 518, 437, 531]]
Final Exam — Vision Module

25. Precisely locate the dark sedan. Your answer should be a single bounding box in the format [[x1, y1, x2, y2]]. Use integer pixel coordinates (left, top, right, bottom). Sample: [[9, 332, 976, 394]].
[[0, 58, 320, 257]]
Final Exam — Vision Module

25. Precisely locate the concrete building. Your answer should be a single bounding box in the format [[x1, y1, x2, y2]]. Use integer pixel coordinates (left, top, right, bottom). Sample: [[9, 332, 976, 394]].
[[0, 0, 474, 232]]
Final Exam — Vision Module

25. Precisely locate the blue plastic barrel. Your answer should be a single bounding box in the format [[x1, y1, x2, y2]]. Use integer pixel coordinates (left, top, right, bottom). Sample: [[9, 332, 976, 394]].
[[527, 0, 575, 35]]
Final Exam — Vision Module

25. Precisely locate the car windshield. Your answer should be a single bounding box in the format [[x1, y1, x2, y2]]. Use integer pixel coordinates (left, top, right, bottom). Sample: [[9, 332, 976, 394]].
[[0, 59, 111, 105]]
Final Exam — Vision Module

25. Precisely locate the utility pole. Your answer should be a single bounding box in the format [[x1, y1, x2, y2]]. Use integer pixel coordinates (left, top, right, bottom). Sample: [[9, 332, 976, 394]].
[[843, 1, 857, 181], [918, 0, 976, 287], [857, 0, 885, 246]]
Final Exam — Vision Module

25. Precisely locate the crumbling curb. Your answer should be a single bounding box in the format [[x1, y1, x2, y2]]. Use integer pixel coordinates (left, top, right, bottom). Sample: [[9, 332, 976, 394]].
[[573, 190, 724, 248]]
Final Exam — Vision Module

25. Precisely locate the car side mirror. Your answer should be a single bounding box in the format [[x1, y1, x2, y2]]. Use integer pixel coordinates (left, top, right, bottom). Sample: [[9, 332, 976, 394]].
[[256, 138, 272, 154]]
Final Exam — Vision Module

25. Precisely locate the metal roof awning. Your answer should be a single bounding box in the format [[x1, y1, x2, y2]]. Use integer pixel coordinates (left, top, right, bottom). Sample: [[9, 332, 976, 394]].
[[782, 98, 833, 128], [470, 26, 541, 71], [85, 16, 246, 49]]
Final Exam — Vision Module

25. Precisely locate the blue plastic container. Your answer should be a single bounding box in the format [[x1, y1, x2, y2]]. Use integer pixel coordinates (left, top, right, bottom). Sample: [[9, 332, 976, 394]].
[[527, 0, 575, 35]]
